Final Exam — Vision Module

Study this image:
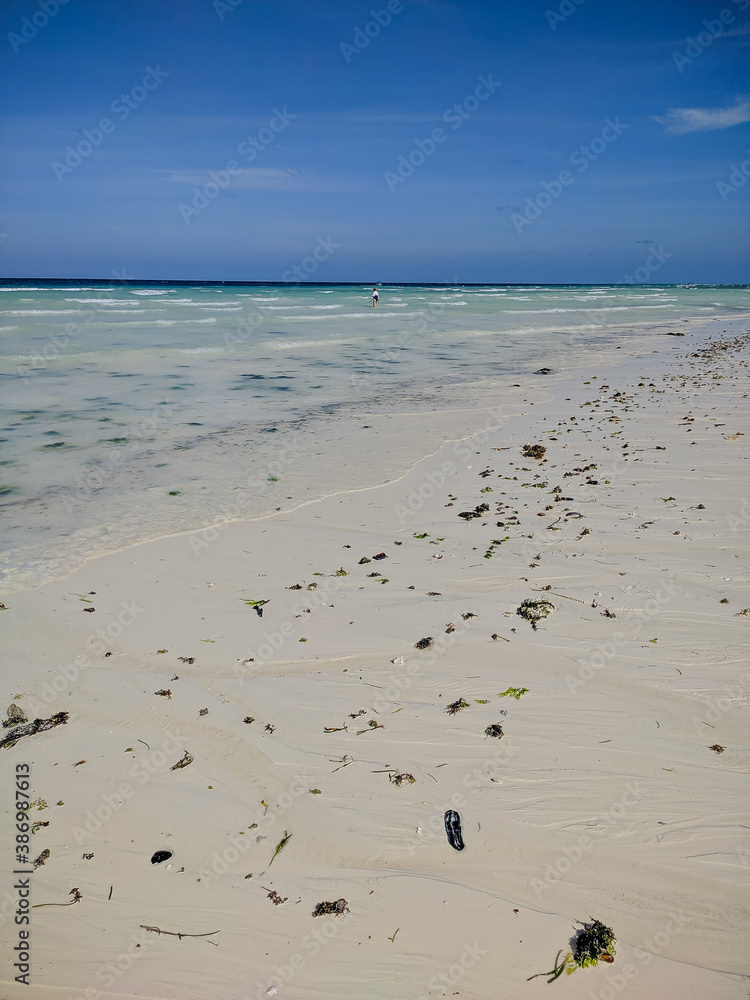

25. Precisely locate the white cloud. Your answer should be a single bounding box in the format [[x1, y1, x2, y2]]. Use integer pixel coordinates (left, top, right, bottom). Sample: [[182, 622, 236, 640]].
[[656, 97, 750, 134], [166, 167, 308, 190]]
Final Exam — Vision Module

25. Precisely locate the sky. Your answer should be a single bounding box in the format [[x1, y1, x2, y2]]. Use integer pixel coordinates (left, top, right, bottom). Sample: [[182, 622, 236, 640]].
[[0, 0, 748, 282]]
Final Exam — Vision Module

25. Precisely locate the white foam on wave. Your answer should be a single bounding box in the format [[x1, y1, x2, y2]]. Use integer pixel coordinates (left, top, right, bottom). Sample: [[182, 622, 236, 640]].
[[274, 312, 381, 321], [269, 338, 342, 349], [112, 318, 218, 326], [3, 309, 88, 315], [0, 325, 18, 330], [236, 295, 280, 301], [129, 290, 170, 296], [502, 304, 676, 315], [177, 347, 224, 354], [65, 298, 140, 305]]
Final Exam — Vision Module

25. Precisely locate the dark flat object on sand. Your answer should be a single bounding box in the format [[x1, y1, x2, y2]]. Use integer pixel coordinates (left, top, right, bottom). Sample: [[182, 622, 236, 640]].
[[445, 809, 465, 851]]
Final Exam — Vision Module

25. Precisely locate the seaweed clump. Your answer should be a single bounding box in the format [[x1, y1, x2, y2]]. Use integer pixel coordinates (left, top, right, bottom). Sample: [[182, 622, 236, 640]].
[[529, 919, 616, 983], [522, 443, 546, 460], [517, 598, 554, 630], [573, 919, 616, 969], [446, 698, 470, 715], [458, 503, 490, 521], [312, 898, 349, 917], [485, 724, 504, 739]]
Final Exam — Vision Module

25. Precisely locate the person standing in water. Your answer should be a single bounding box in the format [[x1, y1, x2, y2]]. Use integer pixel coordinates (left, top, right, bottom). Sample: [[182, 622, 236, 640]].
[[372, 286, 379, 309]]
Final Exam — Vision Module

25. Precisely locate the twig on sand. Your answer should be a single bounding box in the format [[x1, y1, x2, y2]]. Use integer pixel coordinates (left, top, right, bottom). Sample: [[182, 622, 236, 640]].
[[532, 588, 586, 605], [0, 712, 69, 750], [34, 888, 82, 908], [140, 924, 220, 939]]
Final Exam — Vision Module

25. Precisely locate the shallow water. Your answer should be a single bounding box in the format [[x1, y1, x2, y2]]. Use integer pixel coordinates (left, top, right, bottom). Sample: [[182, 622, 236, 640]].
[[1, 281, 748, 589]]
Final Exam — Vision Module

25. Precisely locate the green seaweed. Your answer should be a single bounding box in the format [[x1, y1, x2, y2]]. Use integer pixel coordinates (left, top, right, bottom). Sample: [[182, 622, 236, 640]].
[[498, 687, 529, 700], [528, 919, 616, 983], [268, 831, 292, 868]]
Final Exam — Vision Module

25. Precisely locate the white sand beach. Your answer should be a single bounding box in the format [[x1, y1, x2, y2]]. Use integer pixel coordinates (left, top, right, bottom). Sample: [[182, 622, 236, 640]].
[[2, 318, 749, 1000]]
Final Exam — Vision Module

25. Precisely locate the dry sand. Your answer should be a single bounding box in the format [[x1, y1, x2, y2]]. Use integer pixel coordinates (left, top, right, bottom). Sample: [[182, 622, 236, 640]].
[[2, 319, 749, 1000]]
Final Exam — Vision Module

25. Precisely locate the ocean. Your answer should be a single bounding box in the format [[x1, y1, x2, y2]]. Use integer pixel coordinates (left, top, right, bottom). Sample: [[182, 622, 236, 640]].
[[1, 281, 749, 590]]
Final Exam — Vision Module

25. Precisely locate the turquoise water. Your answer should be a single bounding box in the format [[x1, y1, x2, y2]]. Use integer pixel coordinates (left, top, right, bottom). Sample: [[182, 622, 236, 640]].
[[1, 282, 749, 588]]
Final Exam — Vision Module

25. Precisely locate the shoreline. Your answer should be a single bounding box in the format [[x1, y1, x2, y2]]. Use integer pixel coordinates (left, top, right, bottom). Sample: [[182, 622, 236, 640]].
[[1, 318, 749, 999], [3, 311, 748, 596]]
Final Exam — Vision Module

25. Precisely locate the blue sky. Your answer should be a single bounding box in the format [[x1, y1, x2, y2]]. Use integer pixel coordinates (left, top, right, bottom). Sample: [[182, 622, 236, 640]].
[[0, 0, 748, 281]]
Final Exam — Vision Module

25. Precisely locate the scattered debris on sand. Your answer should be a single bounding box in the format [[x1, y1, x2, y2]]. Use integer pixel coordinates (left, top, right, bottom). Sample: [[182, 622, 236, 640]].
[[388, 772, 416, 786]]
